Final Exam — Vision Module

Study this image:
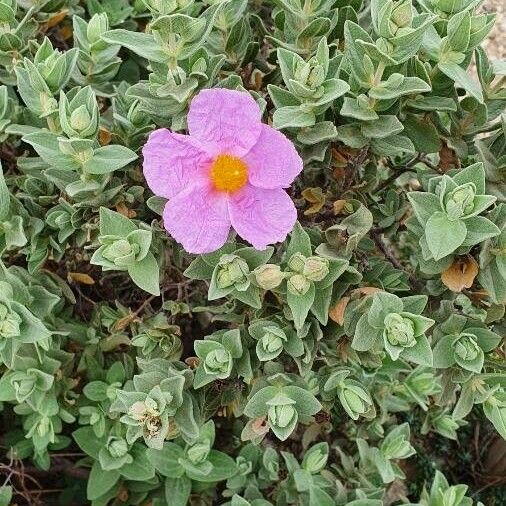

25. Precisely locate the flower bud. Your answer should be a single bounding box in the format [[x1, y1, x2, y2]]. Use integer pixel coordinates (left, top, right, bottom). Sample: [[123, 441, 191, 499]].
[[216, 254, 249, 289], [0, 303, 21, 338], [69, 105, 92, 132], [102, 238, 138, 268], [287, 273, 311, 296], [454, 334, 480, 361], [254, 264, 284, 290], [204, 346, 231, 376], [436, 0, 475, 15], [13, 375, 36, 402], [339, 383, 373, 420], [59, 87, 99, 139], [391, 0, 412, 29], [445, 183, 476, 221], [303, 256, 329, 282], [287, 252, 306, 273], [236, 456, 252, 475], [87, 14, 109, 46], [384, 313, 416, 347], [303, 446, 328, 473], [268, 404, 297, 428], [260, 331, 284, 354], [187, 440, 210, 464], [107, 437, 129, 458]]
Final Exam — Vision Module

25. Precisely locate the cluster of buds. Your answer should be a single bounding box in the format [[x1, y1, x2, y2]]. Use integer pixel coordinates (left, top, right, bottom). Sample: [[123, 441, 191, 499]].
[[286, 253, 329, 296]]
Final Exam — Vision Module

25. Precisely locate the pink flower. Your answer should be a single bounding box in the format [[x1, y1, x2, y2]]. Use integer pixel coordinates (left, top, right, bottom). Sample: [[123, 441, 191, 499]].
[[142, 88, 303, 254]]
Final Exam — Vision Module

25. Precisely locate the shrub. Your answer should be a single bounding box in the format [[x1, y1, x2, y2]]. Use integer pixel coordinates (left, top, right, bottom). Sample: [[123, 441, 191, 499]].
[[0, 0, 504, 505]]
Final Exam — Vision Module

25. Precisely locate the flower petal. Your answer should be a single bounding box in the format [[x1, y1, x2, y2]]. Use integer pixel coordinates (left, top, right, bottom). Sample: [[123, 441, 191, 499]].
[[228, 185, 297, 250], [142, 129, 212, 199], [163, 183, 231, 254], [187, 89, 262, 157], [244, 124, 303, 189]]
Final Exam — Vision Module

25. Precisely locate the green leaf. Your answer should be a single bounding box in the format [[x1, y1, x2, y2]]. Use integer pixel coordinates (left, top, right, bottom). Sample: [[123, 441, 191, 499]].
[[99, 207, 137, 236], [439, 62, 484, 103], [119, 445, 156, 481], [165, 476, 191, 506], [84, 145, 138, 175], [403, 114, 442, 154], [408, 192, 442, 227], [183, 256, 215, 280], [452, 162, 485, 194], [73, 427, 104, 459], [186, 450, 237, 482], [368, 292, 403, 328], [469, 328, 502, 352], [128, 252, 160, 296], [369, 76, 431, 100], [401, 295, 428, 315], [83, 381, 108, 401], [401, 334, 433, 366], [273, 106, 315, 129], [461, 216, 500, 247], [236, 246, 274, 269], [87, 461, 120, 500], [287, 222, 312, 258], [370, 134, 415, 156], [425, 212, 467, 260], [352, 314, 382, 351], [0, 486, 12, 506], [361, 116, 404, 139], [147, 443, 185, 478], [22, 132, 78, 171], [433, 335, 457, 368], [341, 96, 378, 121], [287, 283, 315, 329], [309, 486, 335, 506], [0, 162, 9, 221], [310, 284, 333, 325], [102, 30, 166, 62]]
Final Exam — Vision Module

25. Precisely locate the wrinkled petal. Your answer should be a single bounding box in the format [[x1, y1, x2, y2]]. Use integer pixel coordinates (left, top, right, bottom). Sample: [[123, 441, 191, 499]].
[[142, 129, 212, 199], [163, 183, 231, 254], [187, 88, 262, 157], [228, 185, 297, 250], [244, 124, 303, 189]]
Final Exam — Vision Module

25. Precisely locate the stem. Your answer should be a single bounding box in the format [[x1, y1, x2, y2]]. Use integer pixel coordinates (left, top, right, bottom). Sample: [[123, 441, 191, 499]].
[[14, 6, 37, 35], [370, 228, 424, 292], [376, 156, 420, 192]]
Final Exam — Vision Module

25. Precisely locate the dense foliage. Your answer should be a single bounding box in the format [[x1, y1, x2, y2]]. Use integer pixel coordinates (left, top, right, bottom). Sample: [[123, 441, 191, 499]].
[[0, 0, 505, 505]]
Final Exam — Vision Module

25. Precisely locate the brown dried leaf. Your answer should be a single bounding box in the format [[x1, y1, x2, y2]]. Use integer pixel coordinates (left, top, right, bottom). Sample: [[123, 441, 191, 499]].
[[354, 286, 382, 296], [441, 255, 479, 292], [384, 479, 408, 505], [329, 296, 350, 325], [68, 272, 95, 285], [301, 187, 326, 215], [331, 146, 357, 167], [117, 486, 129, 502], [116, 202, 137, 218], [43, 9, 69, 29], [59, 25, 73, 40], [438, 142, 460, 172], [98, 127, 112, 146], [185, 357, 199, 368], [329, 287, 381, 325], [484, 437, 506, 476], [251, 416, 269, 436], [333, 199, 347, 215]]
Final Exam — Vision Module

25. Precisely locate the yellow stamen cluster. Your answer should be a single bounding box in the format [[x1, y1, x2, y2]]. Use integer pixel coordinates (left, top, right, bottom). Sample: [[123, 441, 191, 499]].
[[210, 154, 248, 192]]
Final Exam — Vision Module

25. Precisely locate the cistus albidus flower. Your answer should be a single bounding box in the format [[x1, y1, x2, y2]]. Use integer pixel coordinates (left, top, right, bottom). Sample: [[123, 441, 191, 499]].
[[142, 88, 303, 254]]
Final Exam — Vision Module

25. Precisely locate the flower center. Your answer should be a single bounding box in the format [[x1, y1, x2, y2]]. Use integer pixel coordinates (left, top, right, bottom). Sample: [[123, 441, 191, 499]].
[[210, 154, 248, 192]]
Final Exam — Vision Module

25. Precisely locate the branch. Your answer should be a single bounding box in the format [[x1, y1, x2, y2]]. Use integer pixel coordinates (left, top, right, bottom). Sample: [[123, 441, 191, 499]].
[[370, 228, 423, 292]]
